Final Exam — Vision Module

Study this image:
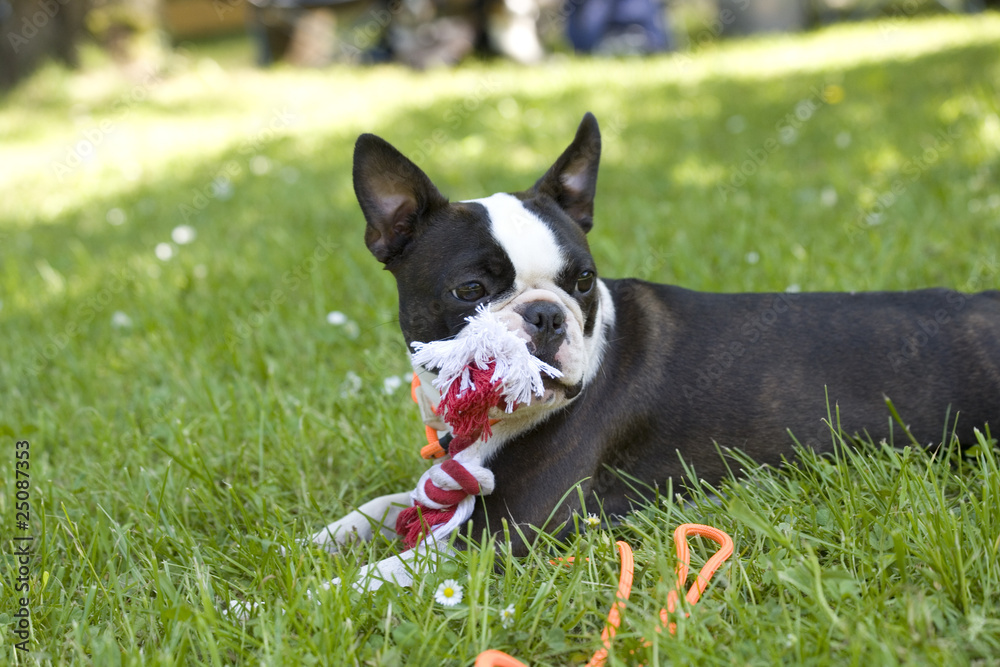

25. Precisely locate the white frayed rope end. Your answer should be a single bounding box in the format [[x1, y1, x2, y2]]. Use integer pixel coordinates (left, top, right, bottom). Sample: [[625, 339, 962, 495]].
[[409, 304, 562, 412]]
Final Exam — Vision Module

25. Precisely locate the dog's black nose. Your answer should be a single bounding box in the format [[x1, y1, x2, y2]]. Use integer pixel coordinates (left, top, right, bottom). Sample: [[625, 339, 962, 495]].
[[520, 301, 567, 359], [523, 301, 566, 336]]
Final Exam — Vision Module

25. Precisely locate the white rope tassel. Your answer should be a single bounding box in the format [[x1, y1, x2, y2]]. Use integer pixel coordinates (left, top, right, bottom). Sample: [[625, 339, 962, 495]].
[[410, 303, 563, 411]]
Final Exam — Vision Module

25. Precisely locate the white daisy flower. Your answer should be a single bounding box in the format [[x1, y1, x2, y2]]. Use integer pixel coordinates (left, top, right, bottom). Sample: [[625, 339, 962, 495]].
[[171, 224, 196, 245], [340, 371, 362, 398], [155, 242, 174, 261], [584, 513, 601, 530], [110, 311, 133, 329], [383, 375, 404, 394], [500, 604, 516, 629], [250, 155, 272, 175], [106, 208, 126, 226], [434, 579, 463, 607]]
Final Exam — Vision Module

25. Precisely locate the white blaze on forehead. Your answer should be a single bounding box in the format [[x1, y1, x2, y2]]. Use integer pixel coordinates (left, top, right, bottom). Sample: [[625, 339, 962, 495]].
[[464, 193, 564, 286]]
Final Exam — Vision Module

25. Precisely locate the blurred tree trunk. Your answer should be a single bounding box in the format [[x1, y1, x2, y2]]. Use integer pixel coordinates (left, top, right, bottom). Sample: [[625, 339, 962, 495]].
[[1, 0, 163, 91], [0, 0, 92, 89]]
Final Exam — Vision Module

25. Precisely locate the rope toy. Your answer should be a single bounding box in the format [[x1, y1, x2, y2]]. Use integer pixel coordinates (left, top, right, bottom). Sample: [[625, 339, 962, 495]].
[[396, 304, 562, 549]]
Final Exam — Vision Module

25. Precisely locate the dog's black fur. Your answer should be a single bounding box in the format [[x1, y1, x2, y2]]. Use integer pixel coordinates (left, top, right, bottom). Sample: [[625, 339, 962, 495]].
[[472, 284, 1000, 550]]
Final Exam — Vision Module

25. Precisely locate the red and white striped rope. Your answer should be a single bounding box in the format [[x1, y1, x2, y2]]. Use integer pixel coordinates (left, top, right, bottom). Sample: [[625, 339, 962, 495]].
[[396, 450, 495, 548], [397, 305, 561, 549]]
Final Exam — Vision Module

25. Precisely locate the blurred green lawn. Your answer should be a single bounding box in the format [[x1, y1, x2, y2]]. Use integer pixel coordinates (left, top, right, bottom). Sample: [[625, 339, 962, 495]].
[[1, 13, 999, 665]]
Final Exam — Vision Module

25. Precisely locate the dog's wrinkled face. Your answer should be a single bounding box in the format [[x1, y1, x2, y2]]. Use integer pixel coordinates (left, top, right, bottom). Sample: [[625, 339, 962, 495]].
[[463, 192, 606, 403], [353, 113, 612, 419]]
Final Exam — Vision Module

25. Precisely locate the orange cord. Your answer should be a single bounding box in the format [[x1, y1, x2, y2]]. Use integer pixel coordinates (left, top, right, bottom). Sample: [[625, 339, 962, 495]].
[[412, 374, 447, 459], [474, 650, 529, 667], [659, 524, 734, 635], [474, 526, 732, 667], [408, 374, 735, 665], [584, 540, 635, 667]]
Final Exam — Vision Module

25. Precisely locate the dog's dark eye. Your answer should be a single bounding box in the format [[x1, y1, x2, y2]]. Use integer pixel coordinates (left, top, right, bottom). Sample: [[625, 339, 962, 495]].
[[576, 270, 596, 294], [452, 282, 486, 302]]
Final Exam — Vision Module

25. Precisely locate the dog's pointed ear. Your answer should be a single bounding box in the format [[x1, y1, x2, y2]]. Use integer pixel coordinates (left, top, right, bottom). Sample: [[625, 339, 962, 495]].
[[353, 134, 448, 264], [532, 112, 601, 233]]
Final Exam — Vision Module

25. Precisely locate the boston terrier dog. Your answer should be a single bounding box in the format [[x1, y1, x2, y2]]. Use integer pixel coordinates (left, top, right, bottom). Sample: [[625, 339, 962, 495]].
[[309, 113, 1000, 588]]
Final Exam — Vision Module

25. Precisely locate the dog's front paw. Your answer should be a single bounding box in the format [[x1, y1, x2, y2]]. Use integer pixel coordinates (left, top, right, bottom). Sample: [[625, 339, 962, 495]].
[[351, 553, 417, 591], [302, 491, 414, 555], [223, 599, 269, 621], [306, 519, 367, 555], [315, 541, 455, 594]]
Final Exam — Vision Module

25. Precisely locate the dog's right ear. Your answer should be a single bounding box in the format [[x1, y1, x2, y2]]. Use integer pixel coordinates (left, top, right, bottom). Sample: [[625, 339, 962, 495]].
[[353, 134, 448, 265]]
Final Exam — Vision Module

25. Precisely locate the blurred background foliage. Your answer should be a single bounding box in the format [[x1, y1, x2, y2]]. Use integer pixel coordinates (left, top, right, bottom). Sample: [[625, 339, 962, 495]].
[[2, 0, 997, 88]]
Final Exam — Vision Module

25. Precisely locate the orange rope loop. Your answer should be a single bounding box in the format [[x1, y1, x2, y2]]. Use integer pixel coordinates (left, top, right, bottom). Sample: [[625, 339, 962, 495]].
[[474, 525, 733, 667], [659, 523, 734, 635]]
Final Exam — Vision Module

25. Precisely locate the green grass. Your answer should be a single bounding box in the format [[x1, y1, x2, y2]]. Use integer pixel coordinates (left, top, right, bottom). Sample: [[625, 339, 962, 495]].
[[2, 14, 1000, 665]]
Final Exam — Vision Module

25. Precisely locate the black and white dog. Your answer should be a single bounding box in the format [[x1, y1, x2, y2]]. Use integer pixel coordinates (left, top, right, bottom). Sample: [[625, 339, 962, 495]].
[[310, 113, 1000, 588]]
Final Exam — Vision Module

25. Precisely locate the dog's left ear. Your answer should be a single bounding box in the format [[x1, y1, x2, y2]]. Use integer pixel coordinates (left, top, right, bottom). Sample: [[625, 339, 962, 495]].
[[532, 112, 601, 233]]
